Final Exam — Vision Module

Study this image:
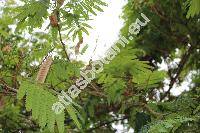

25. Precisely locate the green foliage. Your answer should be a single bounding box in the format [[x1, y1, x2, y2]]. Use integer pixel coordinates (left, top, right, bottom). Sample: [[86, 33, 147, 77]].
[[119, 0, 200, 132], [96, 47, 165, 103], [66, 105, 82, 129], [80, 44, 89, 55], [98, 75, 126, 103], [132, 70, 166, 90], [17, 81, 65, 133], [0, 104, 26, 132], [15, 0, 49, 32], [57, 0, 107, 41], [186, 0, 200, 18], [135, 112, 151, 133], [146, 116, 195, 133], [46, 59, 83, 89]]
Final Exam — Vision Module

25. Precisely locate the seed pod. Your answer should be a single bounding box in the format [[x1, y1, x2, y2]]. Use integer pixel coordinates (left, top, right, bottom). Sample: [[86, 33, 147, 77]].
[[36, 57, 53, 83], [2, 44, 12, 52], [49, 14, 58, 27]]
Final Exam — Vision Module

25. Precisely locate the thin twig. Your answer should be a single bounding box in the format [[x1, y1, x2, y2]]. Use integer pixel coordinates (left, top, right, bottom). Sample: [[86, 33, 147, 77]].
[[56, 8, 70, 61], [57, 25, 70, 61], [0, 79, 17, 93], [160, 45, 194, 101], [141, 103, 163, 118], [86, 116, 129, 131]]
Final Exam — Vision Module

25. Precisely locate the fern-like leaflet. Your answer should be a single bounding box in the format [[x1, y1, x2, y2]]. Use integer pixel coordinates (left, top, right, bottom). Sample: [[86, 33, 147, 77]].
[[186, 0, 200, 18], [17, 81, 65, 133]]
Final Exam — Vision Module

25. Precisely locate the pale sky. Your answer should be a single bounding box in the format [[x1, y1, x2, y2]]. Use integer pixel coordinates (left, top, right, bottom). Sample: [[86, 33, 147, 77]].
[[76, 0, 126, 62]]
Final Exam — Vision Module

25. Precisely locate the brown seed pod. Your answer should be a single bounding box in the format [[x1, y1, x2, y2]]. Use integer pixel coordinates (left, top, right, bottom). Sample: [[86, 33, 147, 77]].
[[2, 44, 12, 52], [49, 14, 58, 27], [36, 57, 53, 83]]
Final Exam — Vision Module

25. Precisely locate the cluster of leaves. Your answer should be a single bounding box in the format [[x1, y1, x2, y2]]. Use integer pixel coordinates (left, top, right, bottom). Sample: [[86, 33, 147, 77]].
[[97, 48, 166, 103], [62, 0, 107, 41], [185, 0, 200, 18], [17, 81, 65, 132], [119, 0, 200, 132], [14, 0, 50, 32], [145, 89, 200, 132], [145, 116, 195, 133], [17, 80, 83, 132]]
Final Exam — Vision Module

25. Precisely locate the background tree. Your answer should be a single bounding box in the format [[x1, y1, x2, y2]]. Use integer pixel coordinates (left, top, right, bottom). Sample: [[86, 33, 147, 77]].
[[119, 0, 200, 132]]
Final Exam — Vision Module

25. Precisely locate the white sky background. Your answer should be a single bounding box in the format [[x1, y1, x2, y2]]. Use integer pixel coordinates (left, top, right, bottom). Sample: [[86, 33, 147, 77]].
[[76, 0, 126, 62]]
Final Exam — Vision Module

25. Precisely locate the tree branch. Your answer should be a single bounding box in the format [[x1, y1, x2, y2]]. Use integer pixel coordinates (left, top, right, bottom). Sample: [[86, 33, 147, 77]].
[[161, 45, 194, 101], [86, 115, 129, 132], [0, 78, 17, 93], [141, 103, 163, 118], [57, 24, 70, 61], [55, 9, 70, 61]]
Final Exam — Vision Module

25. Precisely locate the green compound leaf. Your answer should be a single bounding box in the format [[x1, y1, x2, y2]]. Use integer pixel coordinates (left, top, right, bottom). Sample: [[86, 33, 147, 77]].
[[17, 81, 65, 133], [186, 0, 200, 18]]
